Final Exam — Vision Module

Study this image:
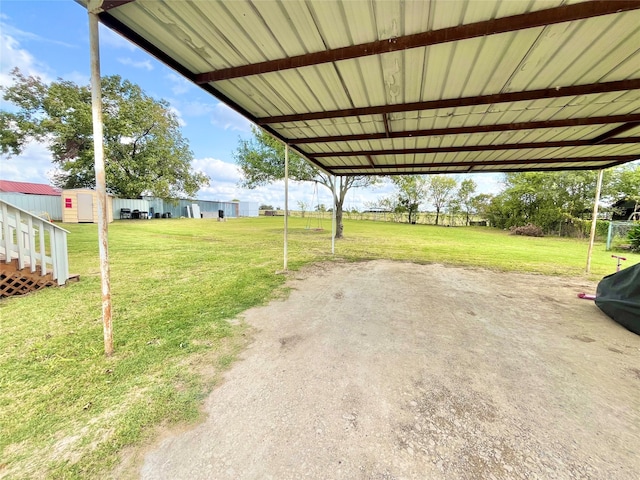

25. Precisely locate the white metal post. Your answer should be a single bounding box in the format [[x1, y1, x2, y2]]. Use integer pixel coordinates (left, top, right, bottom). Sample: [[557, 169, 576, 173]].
[[586, 169, 604, 274], [89, 4, 113, 356], [284, 145, 289, 271], [332, 176, 336, 255]]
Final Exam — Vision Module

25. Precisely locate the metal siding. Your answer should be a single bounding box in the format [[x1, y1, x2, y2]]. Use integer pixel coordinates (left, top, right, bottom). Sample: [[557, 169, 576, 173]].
[[0, 194, 63, 221]]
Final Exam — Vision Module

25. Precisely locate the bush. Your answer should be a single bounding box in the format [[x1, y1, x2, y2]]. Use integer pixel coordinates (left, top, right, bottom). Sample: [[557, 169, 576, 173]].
[[509, 224, 544, 237], [628, 224, 640, 252]]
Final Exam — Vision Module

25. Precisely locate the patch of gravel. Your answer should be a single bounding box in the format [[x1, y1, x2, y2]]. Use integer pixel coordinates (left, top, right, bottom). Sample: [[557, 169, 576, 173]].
[[138, 260, 640, 480]]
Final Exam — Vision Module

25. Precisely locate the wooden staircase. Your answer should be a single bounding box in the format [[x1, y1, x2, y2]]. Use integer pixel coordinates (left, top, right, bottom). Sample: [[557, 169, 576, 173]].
[[1, 199, 74, 298]]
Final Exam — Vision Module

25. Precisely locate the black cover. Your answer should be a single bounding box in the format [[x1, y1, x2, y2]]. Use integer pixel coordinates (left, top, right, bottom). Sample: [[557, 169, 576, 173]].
[[595, 262, 640, 335]]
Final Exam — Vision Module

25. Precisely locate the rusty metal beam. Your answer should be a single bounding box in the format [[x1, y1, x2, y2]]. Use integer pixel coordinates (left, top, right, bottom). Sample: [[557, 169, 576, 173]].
[[366, 155, 376, 168], [195, 1, 640, 83], [333, 162, 630, 176], [383, 114, 391, 138], [291, 113, 640, 144], [258, 79, 640, 124], [591, 122, 640, 144], [327, 155, 639, 172], [309, 137, 640, 158], [102, 0, 135, 11]]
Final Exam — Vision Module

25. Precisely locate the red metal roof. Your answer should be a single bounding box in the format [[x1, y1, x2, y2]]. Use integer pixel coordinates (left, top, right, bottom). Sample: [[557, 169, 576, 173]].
[[0, 180, 61, 196]]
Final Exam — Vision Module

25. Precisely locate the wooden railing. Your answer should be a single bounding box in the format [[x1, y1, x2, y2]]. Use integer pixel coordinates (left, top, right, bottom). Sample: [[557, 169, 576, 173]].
[[0, 199, 70, 286]]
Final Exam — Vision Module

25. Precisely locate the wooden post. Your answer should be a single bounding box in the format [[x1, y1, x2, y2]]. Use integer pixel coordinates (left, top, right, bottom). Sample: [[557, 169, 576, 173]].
[[89, 3, 113, 356], [586, 169, 604, 274], [284, 145, 289, 271]]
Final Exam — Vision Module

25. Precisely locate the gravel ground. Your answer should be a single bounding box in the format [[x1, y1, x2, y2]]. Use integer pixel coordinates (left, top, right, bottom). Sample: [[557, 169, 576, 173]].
[[140, 260, 640, 479]]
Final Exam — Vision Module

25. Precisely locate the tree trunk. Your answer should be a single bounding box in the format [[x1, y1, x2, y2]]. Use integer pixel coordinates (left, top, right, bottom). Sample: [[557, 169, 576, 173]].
[[336, 202, 344, 238], [435, 208, 440, 225]]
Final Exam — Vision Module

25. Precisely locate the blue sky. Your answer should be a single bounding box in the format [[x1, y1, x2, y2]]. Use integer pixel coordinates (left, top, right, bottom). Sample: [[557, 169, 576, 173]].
[[0, 0, 504, 209]]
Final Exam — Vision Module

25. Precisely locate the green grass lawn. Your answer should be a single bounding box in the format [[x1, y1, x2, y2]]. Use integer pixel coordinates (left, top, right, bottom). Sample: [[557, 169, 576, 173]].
[[1, 217, 638, 478]]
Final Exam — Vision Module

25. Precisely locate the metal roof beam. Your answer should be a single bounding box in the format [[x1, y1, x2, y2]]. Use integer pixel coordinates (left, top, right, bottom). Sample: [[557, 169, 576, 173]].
[[334, 163, 628, 176], [102, 0, 135, 11], [258, 79, 640, 124], [195, 1, 640, 84], [591, 122, 640, 144], [328, 155, 639, 171], [366, 155, 376, 168], [291, 113, 640, 144], [309, 137, 640, 158], [382, 114, 391, 138]]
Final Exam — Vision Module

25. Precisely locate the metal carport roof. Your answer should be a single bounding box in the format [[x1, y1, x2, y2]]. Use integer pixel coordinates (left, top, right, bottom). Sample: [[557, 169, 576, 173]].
[[84, 0, 640, 176]]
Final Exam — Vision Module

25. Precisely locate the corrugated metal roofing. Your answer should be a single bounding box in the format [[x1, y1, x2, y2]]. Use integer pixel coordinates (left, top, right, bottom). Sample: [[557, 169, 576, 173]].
[[85, 0, 640, 176], [0, 180, 62, 196]]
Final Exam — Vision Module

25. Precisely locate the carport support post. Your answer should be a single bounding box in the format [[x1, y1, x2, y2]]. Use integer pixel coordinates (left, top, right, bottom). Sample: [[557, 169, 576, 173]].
[[586, 168, 604, 274], [331, 176, 336, 254], [284, 145, 289, 271], [89, 3, 113, 356]]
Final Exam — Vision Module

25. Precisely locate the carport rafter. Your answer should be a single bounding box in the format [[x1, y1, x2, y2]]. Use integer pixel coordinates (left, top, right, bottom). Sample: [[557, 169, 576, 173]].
[[309, 137, 640, 158], [258, 79, 640, 125], [290, 113, 640, 144], [101, 0, 135, 11], [328, 154, 640, 172], [194, 1, 640, 84], [591, 122, 640, 144]]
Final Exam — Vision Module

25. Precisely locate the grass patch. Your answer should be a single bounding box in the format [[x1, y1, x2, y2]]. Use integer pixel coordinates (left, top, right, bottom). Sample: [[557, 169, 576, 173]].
[[1, 217, 637, 478]]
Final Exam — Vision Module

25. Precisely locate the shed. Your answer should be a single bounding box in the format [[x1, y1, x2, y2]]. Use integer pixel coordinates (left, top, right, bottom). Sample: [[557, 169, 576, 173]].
[[61, 189, 113, 224]]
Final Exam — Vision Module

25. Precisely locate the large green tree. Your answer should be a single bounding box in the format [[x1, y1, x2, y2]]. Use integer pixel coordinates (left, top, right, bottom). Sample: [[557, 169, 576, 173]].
[[428, 175, 458, 225], [456, 178, 477, 225], [610, 163, 640, 216], [1, 68, 208, 200], [486, 171, 609, 232], [234, 126, 377, 238], [391, 175, 429, 224]]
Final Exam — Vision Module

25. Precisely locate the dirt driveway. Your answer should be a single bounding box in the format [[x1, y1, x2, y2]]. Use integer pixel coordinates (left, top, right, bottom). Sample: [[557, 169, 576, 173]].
[[140, 260, 640, 479]]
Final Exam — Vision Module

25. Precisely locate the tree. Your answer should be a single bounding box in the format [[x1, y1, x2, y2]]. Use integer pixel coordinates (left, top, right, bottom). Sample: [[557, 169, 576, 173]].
[[1, 68, 208, 200], [259, 204, 274, 210], [470, 193, 494, 222], [456, 179, 477, 225], [234, 126, 378, 238], [428, 175, 458, 225], [391, 175, 429, 224], [297, 200, 309, 218], [610, 163, 640, 215]]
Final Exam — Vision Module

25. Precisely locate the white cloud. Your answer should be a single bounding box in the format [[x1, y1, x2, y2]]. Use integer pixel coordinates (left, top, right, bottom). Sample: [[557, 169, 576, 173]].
[[0, 33, 51, 87], [168, 106, 186, 127], [211, 103, 252, 132], [176, 100, 214, 117], [99, 24, 137, 51], [166, 73, 192, 95], [192, 158, 242, 184], [0, 20, 76, 49], [464, 172, 505, 195], [117, 57, 154, 71], [168, 98, 251, 132], [0, 141, 58, 184]]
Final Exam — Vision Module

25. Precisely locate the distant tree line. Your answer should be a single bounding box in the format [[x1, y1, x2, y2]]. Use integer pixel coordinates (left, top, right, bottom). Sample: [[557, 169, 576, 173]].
[[368, 165, 639, 235]]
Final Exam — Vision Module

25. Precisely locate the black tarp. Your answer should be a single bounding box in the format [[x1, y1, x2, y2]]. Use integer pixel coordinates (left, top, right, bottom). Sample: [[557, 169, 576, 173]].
[[595, 262, 640, 335]]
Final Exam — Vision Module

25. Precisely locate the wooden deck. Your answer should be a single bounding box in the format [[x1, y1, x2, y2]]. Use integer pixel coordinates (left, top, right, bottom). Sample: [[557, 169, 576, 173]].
[[0, 255, 78, 298]]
